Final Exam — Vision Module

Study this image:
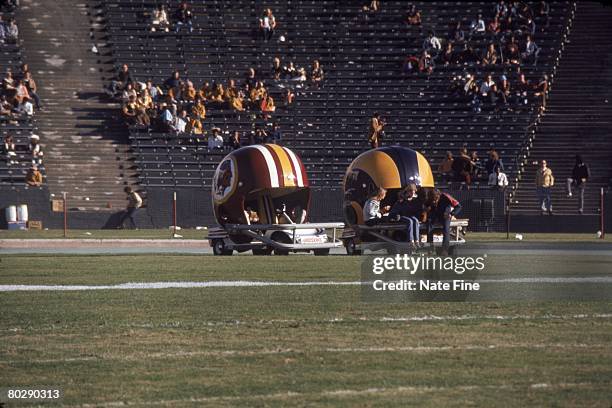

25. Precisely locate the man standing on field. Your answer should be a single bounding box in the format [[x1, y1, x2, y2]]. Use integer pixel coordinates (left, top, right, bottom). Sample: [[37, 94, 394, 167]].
[[119, 186, 143, 229], [535, 159, 554, 215]]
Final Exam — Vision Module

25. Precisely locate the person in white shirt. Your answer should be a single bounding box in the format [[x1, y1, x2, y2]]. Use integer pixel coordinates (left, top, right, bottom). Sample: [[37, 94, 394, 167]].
[[208, 127, 224, 149], [119, 186, 142, 229], [173, 109, 188, 134], [488, 167, 508, 190], [259, 9, 276, 42], [363, 188, 390, 226], [422, 31, 441, 54]]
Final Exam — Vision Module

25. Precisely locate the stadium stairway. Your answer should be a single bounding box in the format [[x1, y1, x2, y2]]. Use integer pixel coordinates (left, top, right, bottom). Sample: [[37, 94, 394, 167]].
[[511, 1, 612, 215], [15, 0, 137, 211]]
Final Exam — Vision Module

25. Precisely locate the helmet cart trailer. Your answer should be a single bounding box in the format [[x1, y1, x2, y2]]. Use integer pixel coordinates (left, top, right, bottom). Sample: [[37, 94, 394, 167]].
[[208, 144, 344, 256], [342, 146, 468, 255]]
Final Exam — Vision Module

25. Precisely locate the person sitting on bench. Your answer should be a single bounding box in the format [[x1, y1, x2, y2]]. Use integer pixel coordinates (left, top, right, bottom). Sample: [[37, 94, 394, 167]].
[[425, 189, 462, 255], [363, 188, 390, 226], [389, 184, 424, 249]]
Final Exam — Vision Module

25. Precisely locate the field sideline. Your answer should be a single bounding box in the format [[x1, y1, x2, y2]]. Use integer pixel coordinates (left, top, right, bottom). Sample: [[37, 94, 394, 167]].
[[1, 254, 611, 407]]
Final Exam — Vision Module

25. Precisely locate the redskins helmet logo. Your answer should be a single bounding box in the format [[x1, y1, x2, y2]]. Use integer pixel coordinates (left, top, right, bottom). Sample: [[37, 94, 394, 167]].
[[212, 158, 238, 203]]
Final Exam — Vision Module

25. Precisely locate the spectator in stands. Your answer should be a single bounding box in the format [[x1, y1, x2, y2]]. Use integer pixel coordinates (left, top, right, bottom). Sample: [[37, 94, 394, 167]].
[[0, 15, 6, 44], [270, 122, 282, 144], [284, 88, 295, 106], [480, 74, 498, 106], [536, 160, 555, 215], [259, 8, 276, 42], [368, 112, 384, 149], [29, 134, 43, 165], [488, 166, 508, 190], [185, 114, 203, 136], [2, 70, 16, 100], [244, 67, 257, 89], [425, 189, 461, 255], [470, 14, 486, 36], [470, 151, 483, 180], [450, 21, 465, 44], [457, 43, 479, 65], [495, 1, 509, 18], [164, 70, 183, 99], [26, 165, 43, 187], [261, 92, 275, 119], [482, 43, 499, 66], [249, 81, 266, 107], [13, 79, 31, 106], [151, 5, 170, 32], [538, 0, 550, 29], [198, 82, 212, 100], [121, 82, 137, 103], [122, 94, 149, 127], [208, 126, 224, 149], [159, 103, 174, 131], [22, 72, 42, 111], [497, 74, 511, 107], [272, 57, 283, 80], [137, 87, 153, 111], [191, 97, 205, 120], [210, 82, 225, 104], [418, 51, 434, 75], [146, 80, 162, 101], [182, 80, 197, 101], [439, 43, 455, 66], [452, 148, 473, 187], [310, 60, 324, 86], [521, 18, 536, 37], [173, 109, 188, 134], [107, 64, 133, 98], [488, 16, 501, 36], [119, 186, 142, 229], [224, 79, 244, 111], [536, 159, 554, 215], [515, 73, 531, 108], [253, 127, 267, 144], [405, 4, 421, 27], [229, 131, 241, 150], [485, 149, 504, 175], [0, 95, 13, 121], [521, 35, 539, 66], [5, 17, 17, 44], [174, 2, 194, 33], [533, 74, 548, 111], [567, 154, 590, 214], [437, 151, 454, 182], [293, 68, 307, 82], [423, 31, 442, 55], [3, 134, 16, 164], [505, 36, 521, 65], [363, 187, 390, 226]]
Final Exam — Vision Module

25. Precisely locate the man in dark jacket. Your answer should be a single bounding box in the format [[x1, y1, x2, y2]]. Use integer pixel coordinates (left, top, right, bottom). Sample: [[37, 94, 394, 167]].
[[566, 154, 590, 214], [426, 189, 462, 254], [389, 184, 424, 247]]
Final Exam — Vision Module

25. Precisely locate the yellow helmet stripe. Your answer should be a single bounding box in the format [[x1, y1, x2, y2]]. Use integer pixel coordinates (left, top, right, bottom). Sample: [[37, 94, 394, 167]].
[[267, 144, 296, 187]]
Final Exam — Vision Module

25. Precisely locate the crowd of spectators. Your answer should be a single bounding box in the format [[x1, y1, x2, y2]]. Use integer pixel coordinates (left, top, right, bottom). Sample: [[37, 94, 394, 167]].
[[438, 147, 507, 189], [401, 1, 551, 114], [2, 63, 42, 121], [112, 53, 324, 149]]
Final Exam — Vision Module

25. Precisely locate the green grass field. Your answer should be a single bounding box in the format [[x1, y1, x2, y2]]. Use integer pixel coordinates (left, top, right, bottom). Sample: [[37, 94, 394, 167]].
[[1, 255, 611, 407]]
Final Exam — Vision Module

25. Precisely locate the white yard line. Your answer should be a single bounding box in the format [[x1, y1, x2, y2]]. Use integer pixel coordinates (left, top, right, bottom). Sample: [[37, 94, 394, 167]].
[[1, 276, 612, 292]]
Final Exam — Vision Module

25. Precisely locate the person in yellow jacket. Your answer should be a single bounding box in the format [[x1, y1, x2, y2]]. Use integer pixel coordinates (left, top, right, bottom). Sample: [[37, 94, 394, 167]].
[[535, 159, 554, 215]]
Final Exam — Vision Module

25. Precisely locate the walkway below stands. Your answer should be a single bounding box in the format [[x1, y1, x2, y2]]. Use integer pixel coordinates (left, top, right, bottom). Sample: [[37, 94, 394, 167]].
[[512, 1, 612, 215], [16, 0, 137, 210]]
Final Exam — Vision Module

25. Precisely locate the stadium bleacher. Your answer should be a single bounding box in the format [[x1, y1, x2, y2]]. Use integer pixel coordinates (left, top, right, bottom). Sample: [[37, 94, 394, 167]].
[[0, 7, 43, 187], [102, 1, 571, 193]]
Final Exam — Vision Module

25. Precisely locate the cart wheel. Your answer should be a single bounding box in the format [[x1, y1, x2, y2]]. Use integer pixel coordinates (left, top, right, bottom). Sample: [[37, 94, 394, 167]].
[[212, 239, 232, 256], [313, 248, 330, 256], [271, 232, 290, 256], [345, 238, 362, 256], [252, 246, 273, 256]]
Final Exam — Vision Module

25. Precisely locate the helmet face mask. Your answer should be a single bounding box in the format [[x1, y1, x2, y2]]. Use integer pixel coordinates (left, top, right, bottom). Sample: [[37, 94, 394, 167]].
[[343, 146, 434, 226]]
